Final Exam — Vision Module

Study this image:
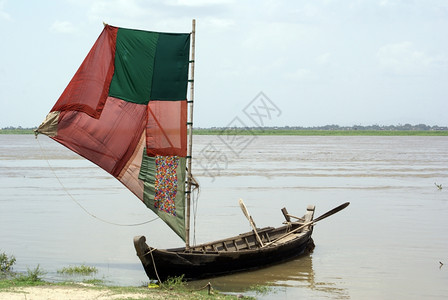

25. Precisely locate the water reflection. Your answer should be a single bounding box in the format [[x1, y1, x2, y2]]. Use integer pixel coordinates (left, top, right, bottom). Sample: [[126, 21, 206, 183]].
[[189, 253, 349, 299]]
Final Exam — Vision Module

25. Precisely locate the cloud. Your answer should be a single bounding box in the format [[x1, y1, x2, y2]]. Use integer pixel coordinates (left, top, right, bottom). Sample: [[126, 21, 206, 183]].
[[0, 0, 11, 21], [378, 0, 399, 7], [377, 41, 447, 75], [84, 0, 205, 30], [316, 52, 331, 65], [285, 68, 317, 81], [166, 0, 235, 6], [201, 16, 234, 29], [88, 0, 148, 20], [50, 20, 77, 33]]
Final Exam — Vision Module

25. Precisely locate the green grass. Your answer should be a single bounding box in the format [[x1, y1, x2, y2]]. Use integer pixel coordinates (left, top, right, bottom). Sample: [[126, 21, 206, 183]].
[[0, 265, 46, 289], [0, 251, 16, 273], [248, 284, 272, 294], [57, 264, 98, 276], [82, 278, 104, 285], [160, 274, 187, 290]]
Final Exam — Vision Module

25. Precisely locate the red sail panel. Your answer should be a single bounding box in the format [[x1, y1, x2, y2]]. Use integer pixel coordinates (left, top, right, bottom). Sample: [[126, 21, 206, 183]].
[[145, 100, 187, 157], [117, 132, 146, 200], [53, 96, 147, 177], [51, 26, 117, 118]]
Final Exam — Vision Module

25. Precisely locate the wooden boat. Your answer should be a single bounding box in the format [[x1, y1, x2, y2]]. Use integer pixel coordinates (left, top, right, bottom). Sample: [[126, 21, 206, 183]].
[[134, 200, 349, 281], [134, 205, 316, 281], [35, 19, 349, 282]]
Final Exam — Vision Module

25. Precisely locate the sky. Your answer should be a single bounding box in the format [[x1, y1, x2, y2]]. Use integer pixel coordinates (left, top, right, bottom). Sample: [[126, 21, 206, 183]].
[[1, 0, 447, 128]]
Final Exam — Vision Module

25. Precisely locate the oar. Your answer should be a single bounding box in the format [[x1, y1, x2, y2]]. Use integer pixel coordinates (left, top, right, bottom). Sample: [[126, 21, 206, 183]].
[[262, 202, 350, 248], [238, 199, 264, 247]]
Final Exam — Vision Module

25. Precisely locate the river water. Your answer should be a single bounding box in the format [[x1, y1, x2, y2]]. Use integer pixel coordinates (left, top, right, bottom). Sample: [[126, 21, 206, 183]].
[[1, 134, 447, 299]]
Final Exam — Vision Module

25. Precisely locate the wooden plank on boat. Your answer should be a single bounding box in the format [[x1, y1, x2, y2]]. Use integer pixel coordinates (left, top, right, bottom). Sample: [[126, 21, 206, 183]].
[[281, 207, 291, 222], [287, 213, 305, 221], [304, 205, 315, 228], [239, 199, 264, 246], [271, 232, 299, 245], [233, 240, 239, 251], [265, 232, 271, 242], [244, 237, 250, 249]]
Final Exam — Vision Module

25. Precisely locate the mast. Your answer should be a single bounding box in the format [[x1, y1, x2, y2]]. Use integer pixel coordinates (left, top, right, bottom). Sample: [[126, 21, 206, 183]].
[[185, 19, 196, 249]]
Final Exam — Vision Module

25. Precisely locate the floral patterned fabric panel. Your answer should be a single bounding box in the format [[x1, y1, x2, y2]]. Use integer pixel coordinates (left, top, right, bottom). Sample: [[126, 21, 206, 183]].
[[154, 155, 179, 215]]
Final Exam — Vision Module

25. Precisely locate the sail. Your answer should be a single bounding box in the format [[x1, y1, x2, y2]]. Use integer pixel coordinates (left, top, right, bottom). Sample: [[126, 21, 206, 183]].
[[36, 25, 191, 240]]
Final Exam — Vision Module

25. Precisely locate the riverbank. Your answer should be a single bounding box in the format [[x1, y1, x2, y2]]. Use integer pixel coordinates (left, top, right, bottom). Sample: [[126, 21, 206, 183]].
[[1, 283, 162, 300], [0, 251, 251, 300], [0, 281, 250, 300]]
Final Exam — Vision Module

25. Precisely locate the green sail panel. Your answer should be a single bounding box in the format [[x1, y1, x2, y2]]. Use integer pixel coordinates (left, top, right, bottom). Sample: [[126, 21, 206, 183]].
[[139, 153, 186, 240], [109, 28, 158, 104], [109, 28, 190, 104], [151, 33, 191, 101]]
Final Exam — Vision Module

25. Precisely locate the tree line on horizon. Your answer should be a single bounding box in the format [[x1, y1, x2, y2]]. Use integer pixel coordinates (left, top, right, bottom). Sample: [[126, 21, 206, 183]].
[[2, 123, 447, 131], [197, 124, 448, 131]]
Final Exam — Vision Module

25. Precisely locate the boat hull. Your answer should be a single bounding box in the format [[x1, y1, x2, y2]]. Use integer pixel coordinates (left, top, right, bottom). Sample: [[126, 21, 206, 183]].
[[134, 206, 316, 281], [135, 232, 314, 281]]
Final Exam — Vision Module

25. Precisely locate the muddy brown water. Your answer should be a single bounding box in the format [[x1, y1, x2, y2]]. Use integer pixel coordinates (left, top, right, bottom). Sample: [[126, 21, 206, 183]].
[[1, 134, 447, 299]]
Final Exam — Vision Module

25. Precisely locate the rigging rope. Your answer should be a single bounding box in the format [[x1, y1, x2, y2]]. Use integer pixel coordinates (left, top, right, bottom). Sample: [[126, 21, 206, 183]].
[[191, 175, 200, 246], [36, 136, 160, 226]]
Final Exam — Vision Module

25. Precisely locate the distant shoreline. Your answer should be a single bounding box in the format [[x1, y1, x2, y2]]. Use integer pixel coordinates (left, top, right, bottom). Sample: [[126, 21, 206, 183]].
[[193, 128, 448, 136], [1, 128, 447, 136]]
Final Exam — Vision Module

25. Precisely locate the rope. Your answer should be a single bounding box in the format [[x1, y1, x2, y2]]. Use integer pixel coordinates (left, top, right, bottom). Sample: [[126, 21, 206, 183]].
[[149, 249, 162, 284], [191, 282, 213, 295], [36, 136, 160, 226]]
